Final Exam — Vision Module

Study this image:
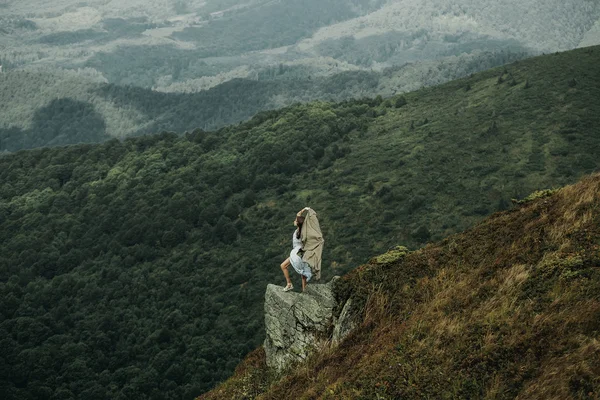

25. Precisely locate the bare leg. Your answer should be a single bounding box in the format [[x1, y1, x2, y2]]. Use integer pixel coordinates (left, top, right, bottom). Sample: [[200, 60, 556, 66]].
[[301, 275, 307, 292], [280, 257, 292, 286]]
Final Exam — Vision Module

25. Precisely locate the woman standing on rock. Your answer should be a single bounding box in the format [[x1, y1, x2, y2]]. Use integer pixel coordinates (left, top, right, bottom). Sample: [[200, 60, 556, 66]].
[[280, 207, 324, 292]]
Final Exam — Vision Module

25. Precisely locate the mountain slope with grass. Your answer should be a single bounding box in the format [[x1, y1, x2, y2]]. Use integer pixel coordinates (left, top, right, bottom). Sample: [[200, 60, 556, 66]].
[[0, 46, 599, 399], [201, 173, 600, 400]]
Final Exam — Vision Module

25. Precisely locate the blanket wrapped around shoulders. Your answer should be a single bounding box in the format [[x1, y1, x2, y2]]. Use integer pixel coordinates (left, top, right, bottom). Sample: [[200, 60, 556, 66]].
[[300, 208, 324, 281]]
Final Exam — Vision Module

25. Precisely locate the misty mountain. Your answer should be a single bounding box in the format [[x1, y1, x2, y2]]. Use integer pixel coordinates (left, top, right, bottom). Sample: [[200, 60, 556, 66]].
[[1, 0, 598, 91], [0, 49, 527, 152], [1, 0, 599, 152]]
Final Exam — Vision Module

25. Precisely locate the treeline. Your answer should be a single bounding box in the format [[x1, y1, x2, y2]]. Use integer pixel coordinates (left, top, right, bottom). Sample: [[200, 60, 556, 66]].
[[1, 46, 600, 399]]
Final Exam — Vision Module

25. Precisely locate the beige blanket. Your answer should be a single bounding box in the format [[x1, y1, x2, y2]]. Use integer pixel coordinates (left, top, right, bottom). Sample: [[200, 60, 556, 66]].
[[300, 208, 324, 280]]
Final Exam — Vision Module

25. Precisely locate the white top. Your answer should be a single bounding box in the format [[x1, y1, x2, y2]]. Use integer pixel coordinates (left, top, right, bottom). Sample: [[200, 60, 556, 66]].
[[292, 229, 302, 250], [289, 228, 311, 280]]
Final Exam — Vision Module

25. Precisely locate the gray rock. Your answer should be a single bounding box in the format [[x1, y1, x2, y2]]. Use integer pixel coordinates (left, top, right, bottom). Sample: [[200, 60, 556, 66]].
[[332, 297, 359, 345], [263, 278, 339, 371]]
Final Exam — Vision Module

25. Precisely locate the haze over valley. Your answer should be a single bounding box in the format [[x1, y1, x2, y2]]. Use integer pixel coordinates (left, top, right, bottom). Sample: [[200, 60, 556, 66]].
[[1, 0, 599, 151]]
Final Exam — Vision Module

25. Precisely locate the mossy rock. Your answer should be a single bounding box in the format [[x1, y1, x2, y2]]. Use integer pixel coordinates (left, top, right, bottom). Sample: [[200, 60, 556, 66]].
[[511, 189, 559, 205], [371, 246, 410, 264]]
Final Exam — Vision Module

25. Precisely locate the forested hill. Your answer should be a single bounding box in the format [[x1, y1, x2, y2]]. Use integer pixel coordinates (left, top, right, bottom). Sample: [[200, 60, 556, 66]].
[[0, 50, 527, 153], [1, 46, 600, 399]]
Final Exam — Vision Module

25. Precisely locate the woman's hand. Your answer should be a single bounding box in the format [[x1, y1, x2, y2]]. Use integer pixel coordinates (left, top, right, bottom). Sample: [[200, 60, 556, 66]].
[[297, 207, 310, 216]]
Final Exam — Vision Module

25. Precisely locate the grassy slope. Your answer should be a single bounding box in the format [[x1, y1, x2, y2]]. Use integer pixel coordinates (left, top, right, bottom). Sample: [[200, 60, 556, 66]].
[[201, 173, 600, 400]]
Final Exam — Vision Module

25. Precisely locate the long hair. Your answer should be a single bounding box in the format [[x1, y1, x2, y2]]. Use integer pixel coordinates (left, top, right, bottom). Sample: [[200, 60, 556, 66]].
[[296, 216, 305, 239]]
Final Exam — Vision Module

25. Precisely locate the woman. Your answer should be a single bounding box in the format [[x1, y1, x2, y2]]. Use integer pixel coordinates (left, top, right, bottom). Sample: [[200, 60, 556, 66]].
[[280, 207, 324, 292]]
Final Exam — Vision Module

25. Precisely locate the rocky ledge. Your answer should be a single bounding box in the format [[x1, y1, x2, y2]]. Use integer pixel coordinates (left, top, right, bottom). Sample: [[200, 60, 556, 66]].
[[263, 277, 359, 371]]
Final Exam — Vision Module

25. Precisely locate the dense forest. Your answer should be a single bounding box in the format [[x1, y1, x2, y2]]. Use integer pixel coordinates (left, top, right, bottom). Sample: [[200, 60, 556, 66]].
[[1, 46, 600, 399], [1, 49, 529, 152]]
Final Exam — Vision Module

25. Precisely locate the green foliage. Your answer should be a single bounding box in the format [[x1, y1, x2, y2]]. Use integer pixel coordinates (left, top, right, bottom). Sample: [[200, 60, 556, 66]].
[[394, 96, 407, 108], [37, 29, 106, 46], [0, 99, 376, 399], [512, 189, 559, 205], [371, 246, 410, 264]]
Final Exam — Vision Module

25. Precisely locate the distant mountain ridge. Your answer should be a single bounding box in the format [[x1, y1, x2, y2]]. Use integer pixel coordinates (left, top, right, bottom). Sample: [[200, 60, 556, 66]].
[[2, 0, 599, 152], [0, 49, 527, 152]]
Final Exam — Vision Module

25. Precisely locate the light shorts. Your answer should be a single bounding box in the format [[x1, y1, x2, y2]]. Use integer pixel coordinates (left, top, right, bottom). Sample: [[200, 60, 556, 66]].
[[289, 247, 312, 281]]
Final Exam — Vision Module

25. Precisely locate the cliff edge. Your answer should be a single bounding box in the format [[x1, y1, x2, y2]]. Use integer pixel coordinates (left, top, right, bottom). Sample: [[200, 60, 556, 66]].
[[263, 277, 359, 371]]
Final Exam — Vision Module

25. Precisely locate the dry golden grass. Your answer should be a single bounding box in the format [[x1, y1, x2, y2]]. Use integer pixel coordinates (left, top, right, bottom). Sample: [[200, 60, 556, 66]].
[[201, 173, 600, 399]]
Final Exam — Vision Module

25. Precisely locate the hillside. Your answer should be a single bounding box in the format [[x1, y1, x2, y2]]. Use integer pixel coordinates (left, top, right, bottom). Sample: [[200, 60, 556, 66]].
[[0, 49, 527, 152], [1, 46, 599, 399], [201, 173, 600, 400]]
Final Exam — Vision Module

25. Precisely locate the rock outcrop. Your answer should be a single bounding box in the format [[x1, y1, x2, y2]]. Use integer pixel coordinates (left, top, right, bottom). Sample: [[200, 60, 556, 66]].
[[332, 297, 360, 345], [263, 277, 359, 371]]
